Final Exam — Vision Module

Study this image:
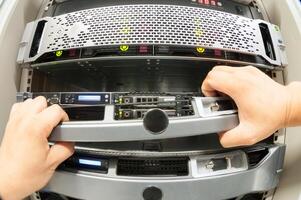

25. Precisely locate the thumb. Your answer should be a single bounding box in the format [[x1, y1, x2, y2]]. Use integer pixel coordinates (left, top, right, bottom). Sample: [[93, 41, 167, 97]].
[[47, 142, 75, 169], [219, 124, 256, 148]]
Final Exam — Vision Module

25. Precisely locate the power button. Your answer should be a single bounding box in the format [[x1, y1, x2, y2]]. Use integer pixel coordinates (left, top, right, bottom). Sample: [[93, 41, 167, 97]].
[[143, 186, 163, 200]]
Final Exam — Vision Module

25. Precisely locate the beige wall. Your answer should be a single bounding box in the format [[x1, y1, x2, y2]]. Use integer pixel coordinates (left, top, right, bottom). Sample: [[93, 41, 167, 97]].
[[260, 0, 301, 199], [0, 0, 43, 138]]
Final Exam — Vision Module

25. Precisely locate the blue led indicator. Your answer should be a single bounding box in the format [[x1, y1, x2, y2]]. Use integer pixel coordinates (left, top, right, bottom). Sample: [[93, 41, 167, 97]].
[[78, 95, 101, 102], [79, 159, 102, 166]]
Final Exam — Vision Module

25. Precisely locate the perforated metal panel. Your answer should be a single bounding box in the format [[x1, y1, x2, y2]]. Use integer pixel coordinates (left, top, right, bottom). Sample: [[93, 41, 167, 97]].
[[18, 4, 286, 66], [44, 5, 261, 52]]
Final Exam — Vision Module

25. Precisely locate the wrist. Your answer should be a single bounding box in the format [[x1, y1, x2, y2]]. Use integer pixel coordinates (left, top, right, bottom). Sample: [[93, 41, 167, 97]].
[[285, 82, 301, 127], [0, 159, 18, 200], [0, 174, 11, 200], [0, 175, 10, 200]]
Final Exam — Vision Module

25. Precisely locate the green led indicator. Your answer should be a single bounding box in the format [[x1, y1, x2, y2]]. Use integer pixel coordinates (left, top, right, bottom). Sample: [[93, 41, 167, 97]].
[[55, 50, 63, 57], [196, 47, 205, 53], [120, 45, 129, 52]]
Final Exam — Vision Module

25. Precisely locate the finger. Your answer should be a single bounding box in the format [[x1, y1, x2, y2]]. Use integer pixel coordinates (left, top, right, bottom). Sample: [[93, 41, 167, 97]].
[[9, 103, 22, 118], [240, 66, 261, 74], [201, 81, 218, 97], [202, 70, 237, 97], [218, 124, 257, 148], [212, 65, 236, 73], [18, 97, 47, 115], [37, 104, 69, 137], [22, 98, 34, 108], [47, 142, 75, 169], [9, 99, 34, 118], [201, 71, 221, 97], [30, 96, 48, 114]]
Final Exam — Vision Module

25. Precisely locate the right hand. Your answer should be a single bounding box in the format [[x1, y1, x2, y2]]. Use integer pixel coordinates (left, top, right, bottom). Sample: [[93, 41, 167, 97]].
[[201, 66, 292, 148]]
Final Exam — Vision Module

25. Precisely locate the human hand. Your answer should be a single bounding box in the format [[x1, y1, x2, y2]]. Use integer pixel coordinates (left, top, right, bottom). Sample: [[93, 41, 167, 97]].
[[0, 97, 74, 200], [201, 66, 291, 147]]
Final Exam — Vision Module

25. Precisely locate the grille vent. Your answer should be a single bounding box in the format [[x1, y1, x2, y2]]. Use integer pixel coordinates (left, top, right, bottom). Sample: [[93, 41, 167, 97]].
[[117, 157, 189, 176], [40, 5, 263, 54]]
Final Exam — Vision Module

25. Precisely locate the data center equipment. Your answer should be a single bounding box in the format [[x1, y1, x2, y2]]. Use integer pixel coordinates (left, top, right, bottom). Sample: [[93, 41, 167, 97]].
[[16, 0, 287, 200]]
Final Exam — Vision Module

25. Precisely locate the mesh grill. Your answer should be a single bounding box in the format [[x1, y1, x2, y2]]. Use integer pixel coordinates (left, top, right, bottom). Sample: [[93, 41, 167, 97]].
[[40, 5, 264, 55], [117, 157, 189, 176]]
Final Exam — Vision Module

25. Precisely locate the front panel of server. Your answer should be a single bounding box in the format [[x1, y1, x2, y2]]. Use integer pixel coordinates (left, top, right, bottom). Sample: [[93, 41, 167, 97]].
[[18, 0, 287, 200]]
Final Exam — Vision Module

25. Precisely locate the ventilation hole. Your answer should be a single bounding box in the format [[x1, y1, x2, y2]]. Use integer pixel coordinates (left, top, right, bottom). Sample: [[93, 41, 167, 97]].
[[117, 157, 189, 176], [40, 5, 261, 55]]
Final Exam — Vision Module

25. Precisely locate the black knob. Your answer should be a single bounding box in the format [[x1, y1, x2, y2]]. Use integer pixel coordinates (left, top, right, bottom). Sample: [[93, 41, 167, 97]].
[[143, 109, 169, 135], [143, 186, 163, 200]]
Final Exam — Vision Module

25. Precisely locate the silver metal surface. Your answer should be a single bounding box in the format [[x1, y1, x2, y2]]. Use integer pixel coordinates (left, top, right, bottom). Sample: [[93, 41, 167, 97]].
[[44, 5, 260, 52], [45, 97, 238, 142], [18, 4, 286, 66], [50, 115, 238, 142], [191, 150, 248, 177], [45, 145, 285, 200], [194, 97, 237, 117], [231, 0, 253, 4], [71, 134, 224, 157], [30, 56, 276, 69], [16, 94, 238, 142]]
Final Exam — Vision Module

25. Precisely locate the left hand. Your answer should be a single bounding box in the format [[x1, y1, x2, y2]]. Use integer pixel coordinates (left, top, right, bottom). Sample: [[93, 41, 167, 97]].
[[0, 96, 74, 200]]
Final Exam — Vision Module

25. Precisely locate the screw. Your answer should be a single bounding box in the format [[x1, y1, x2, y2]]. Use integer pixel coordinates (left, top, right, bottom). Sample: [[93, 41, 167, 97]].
[[210, 102, 220, 112], [205, 161, 215, 169]]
